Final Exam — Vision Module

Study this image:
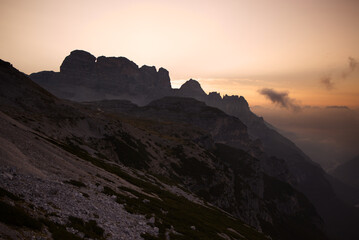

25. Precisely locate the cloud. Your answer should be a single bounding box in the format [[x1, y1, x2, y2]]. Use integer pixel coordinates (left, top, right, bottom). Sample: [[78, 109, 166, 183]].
[[349, 57, 358, 71], [320, 75, 334, 90], [320, 57, 358, 90], [326, 105, 350, 110], [342, 57, 358, 79], [258, 88, 301, 112]]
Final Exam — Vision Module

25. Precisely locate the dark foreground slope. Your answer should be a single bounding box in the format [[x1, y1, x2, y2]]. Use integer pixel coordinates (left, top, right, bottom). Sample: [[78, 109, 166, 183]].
[[0, 59, 329, 239], [175, 80, 359, 240], [88, 97, 328, 239], [30, 50, 359, 240]]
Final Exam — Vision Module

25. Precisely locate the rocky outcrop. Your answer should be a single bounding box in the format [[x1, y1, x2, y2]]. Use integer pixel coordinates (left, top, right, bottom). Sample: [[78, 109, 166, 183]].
[[1, 59, 329, 240], [176, 79, 207, 98], [60, 50, 96, 74], [144, 96, 251, 150], [30, 50, 172, 104], [175, 79, 359, 240], [85, 96, 328, 239], [27, 50, 359, 239]]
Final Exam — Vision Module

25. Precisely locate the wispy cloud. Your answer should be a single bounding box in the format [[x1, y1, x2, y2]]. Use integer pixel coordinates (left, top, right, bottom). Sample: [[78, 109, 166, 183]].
[[326, 105, 350, 110], [258, 88, 301, 112], [320, 75, 334, 90], [342, 57, 358, 79], [320, 56, 358, 90]]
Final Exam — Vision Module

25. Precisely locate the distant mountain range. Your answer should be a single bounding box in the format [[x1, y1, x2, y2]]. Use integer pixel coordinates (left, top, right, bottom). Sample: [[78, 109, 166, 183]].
[[0, 50, 358, 239]]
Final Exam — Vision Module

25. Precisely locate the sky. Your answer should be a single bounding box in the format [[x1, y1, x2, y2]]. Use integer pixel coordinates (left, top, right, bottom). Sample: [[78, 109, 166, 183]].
[[1, 0, 358, 168]]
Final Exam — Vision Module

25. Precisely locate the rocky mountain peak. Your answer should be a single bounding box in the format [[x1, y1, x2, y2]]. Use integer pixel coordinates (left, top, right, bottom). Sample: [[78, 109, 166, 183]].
[[223, 95, 248, 106], [222, 94, 250, 112], [175, 80, 251, 121], [140, 65, 157, 74], [176, 80, 250, 114], [158, 67, 171, 89], [208, 91, 222, 101], [96, 56, 139, 71], [60, 50, 96, 74], [30, 50, 172, 104], [0, 59, 13, 70], [178, 79, 207, 98]]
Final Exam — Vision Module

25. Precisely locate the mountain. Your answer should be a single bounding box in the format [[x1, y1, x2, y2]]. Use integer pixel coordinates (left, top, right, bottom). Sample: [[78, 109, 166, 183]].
[[30, 50, 172, 105], [175, 80, 359, 240], [29, 50, 359, 239], [330, 156, 359, 188], [0, 59, 330, 239], [174, 79, 207, 98], [89, 96, 359, 240]]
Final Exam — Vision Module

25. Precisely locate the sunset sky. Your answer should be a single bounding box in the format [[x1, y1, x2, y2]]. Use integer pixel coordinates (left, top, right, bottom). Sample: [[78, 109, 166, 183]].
[[1, 0, 358, 108], [1, 0, 359, 167]]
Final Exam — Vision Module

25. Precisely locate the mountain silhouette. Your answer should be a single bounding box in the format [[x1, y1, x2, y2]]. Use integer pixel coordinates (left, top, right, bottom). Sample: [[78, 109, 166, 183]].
[[29, 50, 359, 239], [0, 58, 331, 239], [30, 50, 172, 104]]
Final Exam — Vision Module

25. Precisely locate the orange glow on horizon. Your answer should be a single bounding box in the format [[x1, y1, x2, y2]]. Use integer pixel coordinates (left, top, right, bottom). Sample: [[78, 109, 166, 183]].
[[0, 0, 359, 107]]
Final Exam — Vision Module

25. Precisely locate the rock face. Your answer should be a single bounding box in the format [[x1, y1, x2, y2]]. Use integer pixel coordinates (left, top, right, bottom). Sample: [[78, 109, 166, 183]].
[[60, 49, 96, 74], [30, 50, 172, 104], [86, 96, 329, 239], [138, 97, 253, 151], [175, 79, 207, 98], [28, 51, 359, 239], [175, 81, 253, 125], [175, 79, 359, 240], [1, 59, 329, 240]]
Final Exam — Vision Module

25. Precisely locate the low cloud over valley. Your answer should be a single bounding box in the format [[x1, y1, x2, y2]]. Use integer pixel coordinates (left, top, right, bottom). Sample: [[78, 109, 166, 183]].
[[258, 88, 301, 112]]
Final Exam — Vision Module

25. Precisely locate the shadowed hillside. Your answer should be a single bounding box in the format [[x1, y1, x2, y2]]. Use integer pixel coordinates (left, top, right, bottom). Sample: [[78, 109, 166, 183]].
[[0, 59, 333, 239], [29, 51, 359, 239]]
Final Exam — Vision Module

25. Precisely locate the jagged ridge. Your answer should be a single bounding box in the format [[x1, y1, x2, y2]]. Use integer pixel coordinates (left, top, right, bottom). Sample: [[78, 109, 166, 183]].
[[28, 50, 359, 239], [0, 59, 329, 239]]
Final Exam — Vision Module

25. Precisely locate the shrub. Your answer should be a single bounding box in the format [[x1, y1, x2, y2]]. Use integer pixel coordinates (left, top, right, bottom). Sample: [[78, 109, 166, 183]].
[[0, 201, 42, 230], [64, 180, 86, 188], [68, 216, 104, 239]]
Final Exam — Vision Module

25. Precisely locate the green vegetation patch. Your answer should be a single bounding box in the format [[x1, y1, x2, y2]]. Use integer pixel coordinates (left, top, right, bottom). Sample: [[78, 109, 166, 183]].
[[42, 219, 82, 240], [95, 173, 114, 183], [170, 145, 214, 183], [104, 132, 151, 169], [0, 187, 21, 201], [102, 186, 118, 196], [213, 143, 256, 178], [63, 179, 86, 188], [45, 137, 266, 240], [67, 216, 104, 239], [0, 191, 85, 240], [104, 184, 266, 240], [0, 201, 42, 230]]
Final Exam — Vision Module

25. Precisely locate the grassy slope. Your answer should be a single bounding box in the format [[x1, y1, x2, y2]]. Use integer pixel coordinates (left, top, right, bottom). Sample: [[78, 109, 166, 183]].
[[47, 136, 267, 240]]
